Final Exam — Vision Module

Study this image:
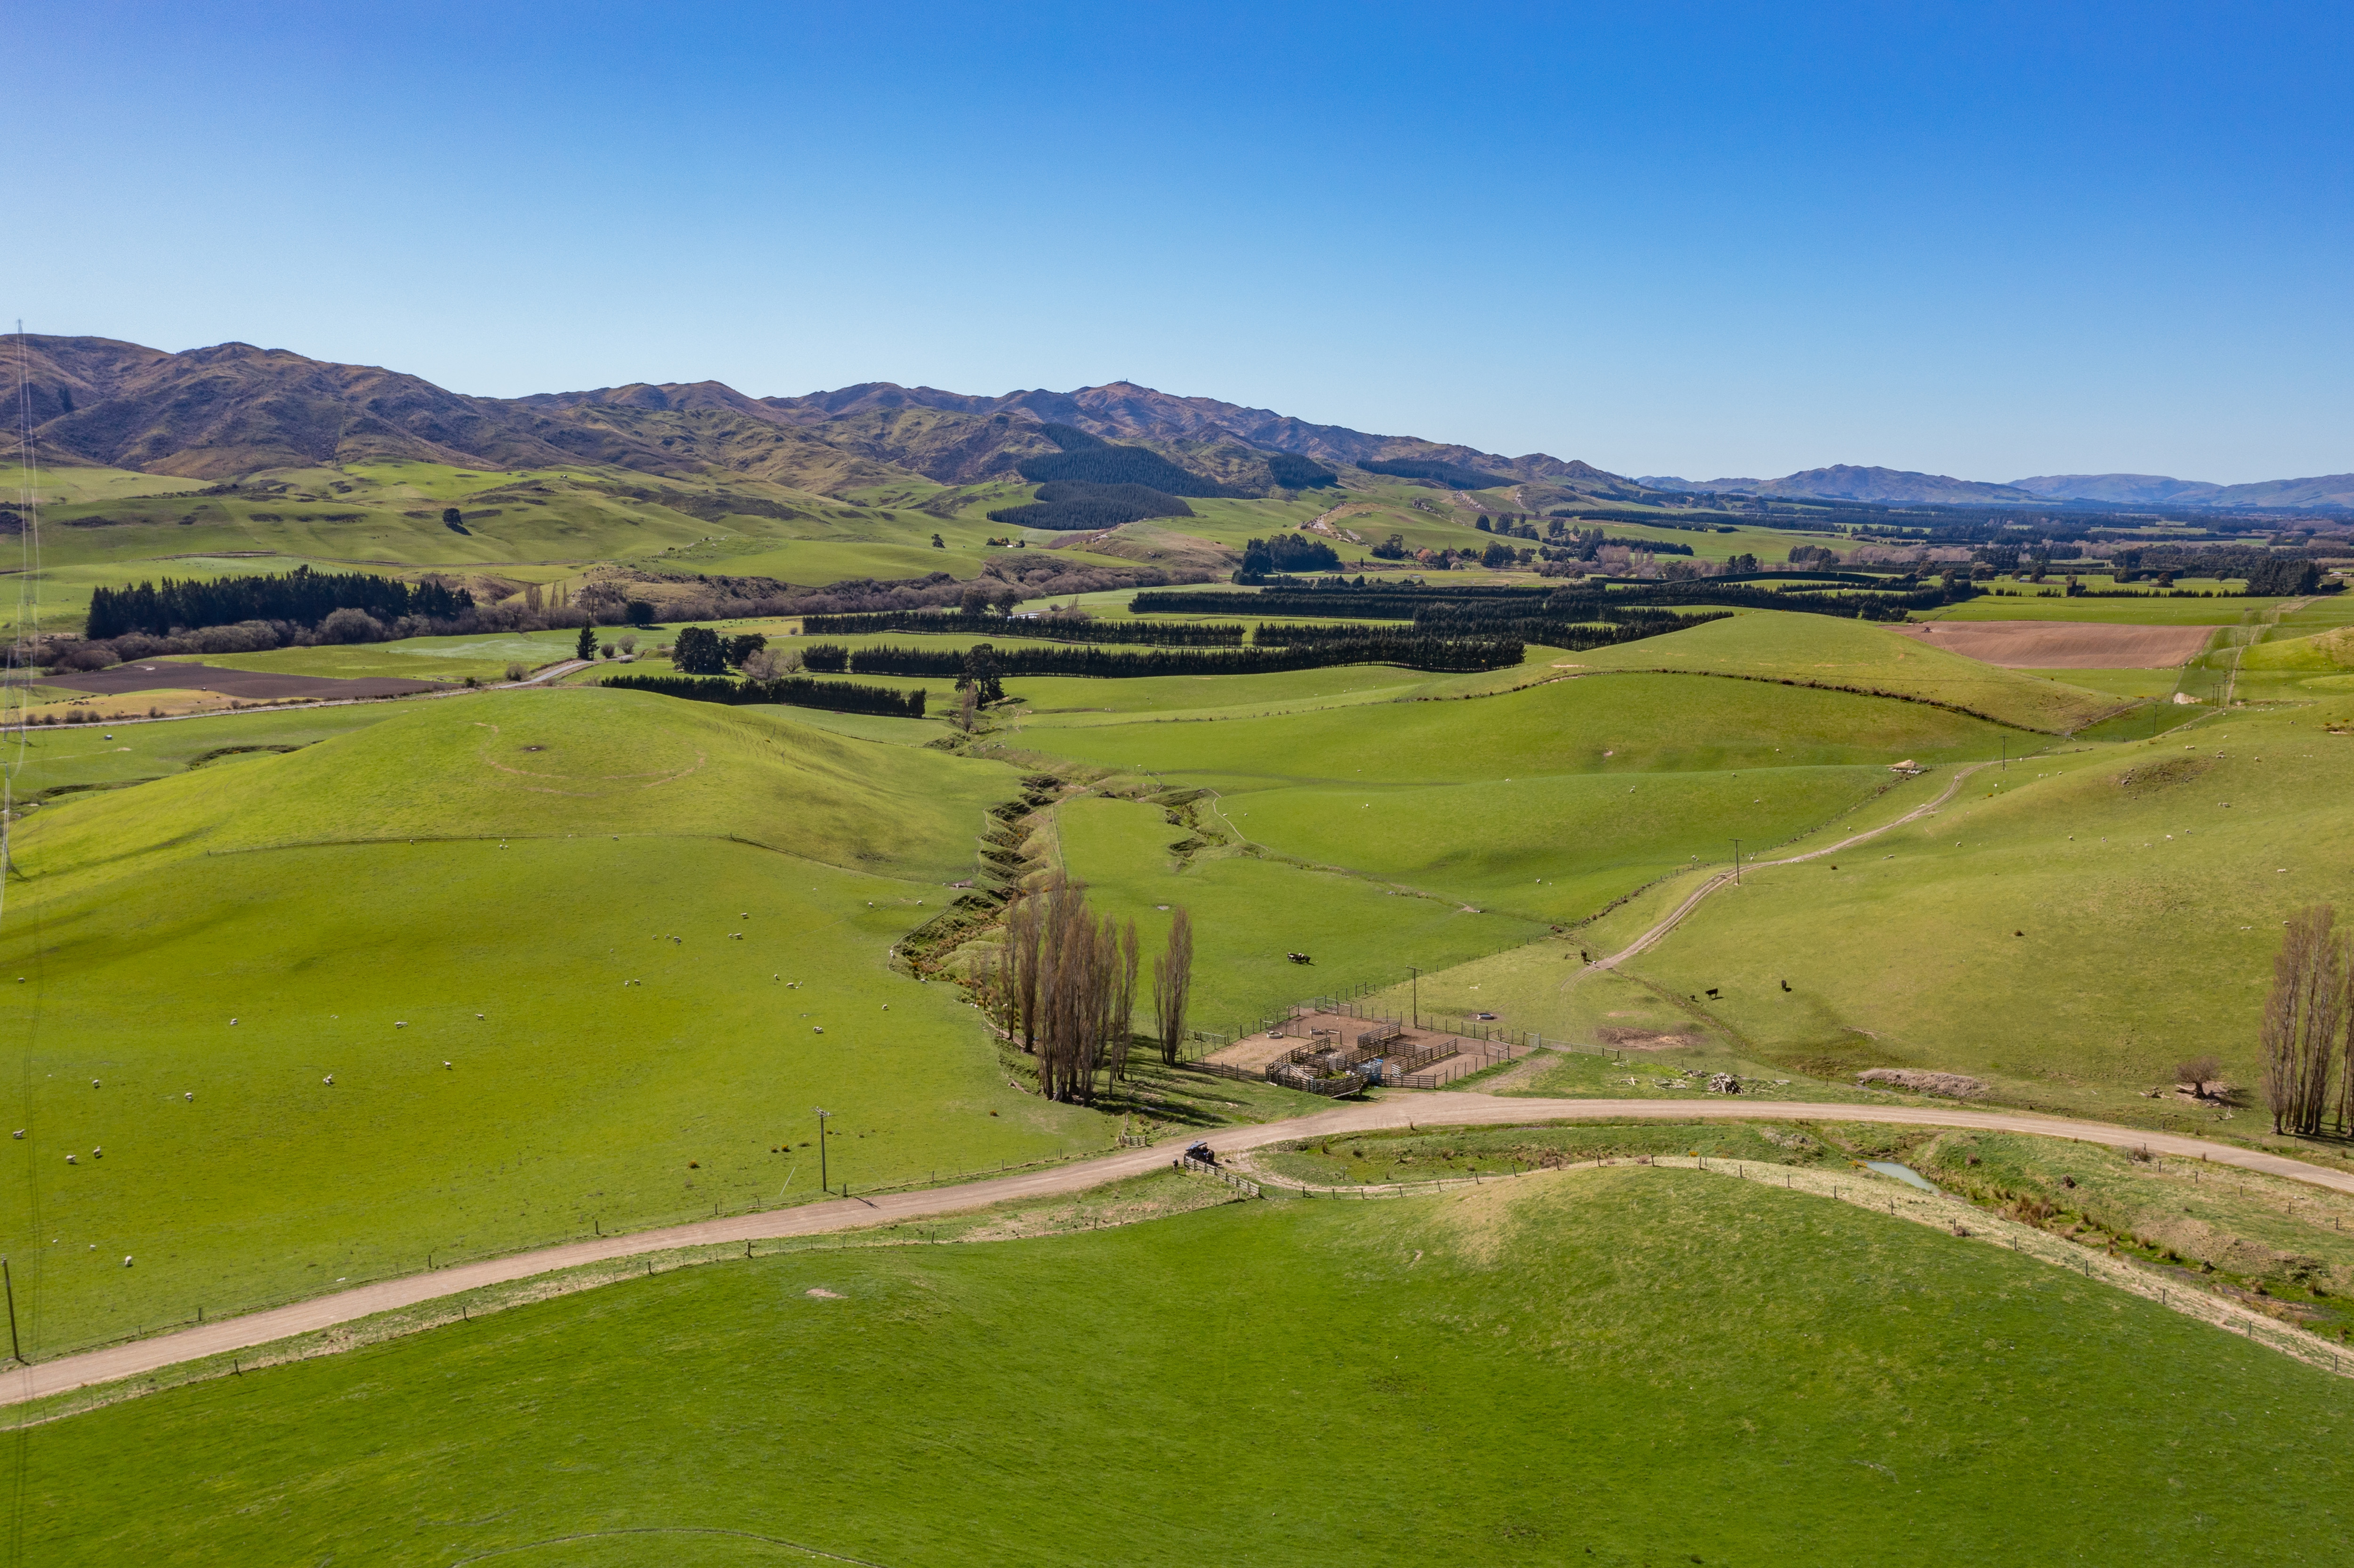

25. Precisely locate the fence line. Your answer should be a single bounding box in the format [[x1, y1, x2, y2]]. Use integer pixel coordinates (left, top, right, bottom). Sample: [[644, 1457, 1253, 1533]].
[[1174, 1156, 1262, 1198]]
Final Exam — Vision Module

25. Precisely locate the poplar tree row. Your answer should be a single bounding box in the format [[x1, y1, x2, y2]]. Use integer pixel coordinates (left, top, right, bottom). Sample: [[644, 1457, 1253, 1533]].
[[994, 879, 1193, 1103]]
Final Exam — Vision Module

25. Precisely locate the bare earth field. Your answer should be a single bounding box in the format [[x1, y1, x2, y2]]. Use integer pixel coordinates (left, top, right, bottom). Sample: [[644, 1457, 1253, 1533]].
[[40, 659, 450, 701], [1893, 619, 2212, 668]]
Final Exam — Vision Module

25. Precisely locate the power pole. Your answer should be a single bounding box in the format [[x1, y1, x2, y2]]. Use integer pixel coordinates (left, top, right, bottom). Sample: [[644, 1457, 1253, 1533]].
[[814, 1107, 831, 1194], [1731, 839, 1742, 886], [1406, 965, 1421, 1030], [3, 1257, 21, 1364]]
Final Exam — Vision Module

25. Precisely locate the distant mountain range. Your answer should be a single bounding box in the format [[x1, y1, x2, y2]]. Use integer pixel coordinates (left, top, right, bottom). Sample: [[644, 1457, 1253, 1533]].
[[3, 335, 2343, 514], [1641, 465, 2354, 513], [0, 336, 1652, 504]]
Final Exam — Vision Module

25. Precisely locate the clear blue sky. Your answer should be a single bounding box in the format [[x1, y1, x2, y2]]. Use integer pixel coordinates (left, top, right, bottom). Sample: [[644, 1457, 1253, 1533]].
[[18, 1, 2351, 482]]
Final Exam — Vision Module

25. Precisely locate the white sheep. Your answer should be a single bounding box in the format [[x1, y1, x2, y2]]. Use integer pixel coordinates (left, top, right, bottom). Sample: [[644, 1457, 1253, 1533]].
[[443, 1061, 452, 1070], [395, 1021, 408, 1029], [184, 1092, 193, 1101], [122, 1256, 132, 1268], [323, 1075, 335, 1086], [64, 1154, 75, 1165]]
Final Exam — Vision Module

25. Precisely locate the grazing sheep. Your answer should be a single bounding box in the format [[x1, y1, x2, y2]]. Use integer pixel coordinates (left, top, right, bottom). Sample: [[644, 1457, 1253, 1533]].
[[395, 1021, 408, 1029], [323, 1075, 335, 1086], [92, 1080, 100, 1088], [443, 1061, 452, 1070], [64, 1155, 75, 1165], [184, 1092, 193, 1100], [92, 1147, 103, 1158], [123, 1256, 132, 1268]]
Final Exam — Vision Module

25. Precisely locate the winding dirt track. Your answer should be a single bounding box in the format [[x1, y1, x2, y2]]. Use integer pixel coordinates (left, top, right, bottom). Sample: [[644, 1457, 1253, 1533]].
[[6, 1090, 2342, 1407], [1592, 763, 1982, 970]]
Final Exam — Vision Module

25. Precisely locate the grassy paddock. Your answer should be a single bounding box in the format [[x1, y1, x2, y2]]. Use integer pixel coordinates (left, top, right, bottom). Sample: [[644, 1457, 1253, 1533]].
[[0, 691, 1101, 1347], [15, 1167, 2347, 1564]]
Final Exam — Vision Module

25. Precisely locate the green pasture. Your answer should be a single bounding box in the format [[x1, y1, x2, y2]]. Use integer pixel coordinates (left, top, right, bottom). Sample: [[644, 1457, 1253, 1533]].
[[1019, 667, 2012, 787], [1215, 763, 1903, 925], [1252, 1119, 1840, 1184], [151, 627, 592, 684], [0, 702, 402, 802], [1024, 673, 2012, 940], [1922, 587, 2288, 625], [1603, 700, 2354, 1110], [1568, 609, 2121, 731], [0, 462, 202, 505], [1052, 795, 1543, 1030], [0, 690, 1104, 1348], [20, 1166, 2349, 1565]]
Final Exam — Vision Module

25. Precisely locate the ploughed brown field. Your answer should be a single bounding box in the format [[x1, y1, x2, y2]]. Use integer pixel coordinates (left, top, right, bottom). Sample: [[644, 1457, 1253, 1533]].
[[40, 660, 448, 700], [1893, 619, 2212, 668]]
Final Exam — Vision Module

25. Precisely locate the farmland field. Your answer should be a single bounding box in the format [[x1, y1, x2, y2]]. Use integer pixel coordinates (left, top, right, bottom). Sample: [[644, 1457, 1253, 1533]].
[[15, 1165, 2347, 1566], [0, 691, 1104, 1349]]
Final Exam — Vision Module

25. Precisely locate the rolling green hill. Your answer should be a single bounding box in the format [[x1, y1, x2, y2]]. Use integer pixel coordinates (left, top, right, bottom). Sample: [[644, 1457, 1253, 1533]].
[[0, 690, 1104, 1350], [17, 1166, 2346, 1564], [1562, 609, 2127, 732]]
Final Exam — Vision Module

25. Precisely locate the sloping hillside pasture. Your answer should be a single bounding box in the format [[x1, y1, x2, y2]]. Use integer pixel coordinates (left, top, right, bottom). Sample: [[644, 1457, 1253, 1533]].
[[1212, 764, 1903, 926], [0, 692, 1098, 1350], [1018, 667, 2009, 787], [1920, 586, 2302, 625], [0, 702, 402, 801], [17, 1168, 2346, 1566], [1051, 796, 1544, 1030], [1602, 700, 2354, 1108], [1563, 610, 2122, 732]]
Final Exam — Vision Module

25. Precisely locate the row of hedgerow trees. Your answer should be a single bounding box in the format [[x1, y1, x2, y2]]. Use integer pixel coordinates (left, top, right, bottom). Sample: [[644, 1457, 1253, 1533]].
[[992, 876, 1193, 1104]]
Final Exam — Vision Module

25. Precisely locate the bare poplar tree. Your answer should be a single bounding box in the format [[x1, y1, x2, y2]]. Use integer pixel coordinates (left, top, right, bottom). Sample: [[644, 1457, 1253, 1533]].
[[1155, 907, 1194, 1065], [2260, 904, 2347, 1136], [1005, 882, 1052, 1054], [1106, 918, 1139, 1085]]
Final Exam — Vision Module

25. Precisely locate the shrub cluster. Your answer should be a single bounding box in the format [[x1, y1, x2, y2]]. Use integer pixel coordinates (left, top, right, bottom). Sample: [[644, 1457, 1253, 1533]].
[[88, 569, 474, 639], [1357, 457, 1514, 490], [986, 481, 1197, 532]]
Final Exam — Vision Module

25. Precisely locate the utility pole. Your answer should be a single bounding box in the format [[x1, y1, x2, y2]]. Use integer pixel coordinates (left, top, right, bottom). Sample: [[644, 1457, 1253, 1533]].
[[1731, 839, 1742, 886], [814, 1107, 831, 1194], [1406, 965, 1421, 1029], [3, 1257, 20, 1364]]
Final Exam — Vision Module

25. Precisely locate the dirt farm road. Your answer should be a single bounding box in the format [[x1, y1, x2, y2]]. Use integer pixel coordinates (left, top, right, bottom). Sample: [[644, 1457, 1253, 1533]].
[[8, 1090, 2346, 1407], [1591, 762, 1985, 972]]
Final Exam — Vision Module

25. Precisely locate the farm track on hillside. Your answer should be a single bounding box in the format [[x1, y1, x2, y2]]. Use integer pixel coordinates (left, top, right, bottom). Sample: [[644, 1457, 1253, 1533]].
[[1590, 762, 1987, 971], [8, 1087, 2347, 1407]]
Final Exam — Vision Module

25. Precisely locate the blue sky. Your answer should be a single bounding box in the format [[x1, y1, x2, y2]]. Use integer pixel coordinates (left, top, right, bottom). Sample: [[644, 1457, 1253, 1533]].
[[18, 1, 2350, 482]]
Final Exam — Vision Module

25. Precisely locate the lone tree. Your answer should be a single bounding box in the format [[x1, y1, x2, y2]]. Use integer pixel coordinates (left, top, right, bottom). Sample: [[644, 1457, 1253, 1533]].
[[671, 626, 727, 675], [575, 622, 597, 661], [441, 507, 467, 532], [1154, 907, 1193, 1065], [626, 600, 657, 627], [2260, 904, 2349, 1137], [2173, 1054, 2223, 1099], [958, 643, 1005, 705]]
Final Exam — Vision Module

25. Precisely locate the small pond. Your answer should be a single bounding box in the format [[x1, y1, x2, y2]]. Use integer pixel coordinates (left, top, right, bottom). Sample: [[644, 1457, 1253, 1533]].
[[1864, 1159, 1940, 1194]]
